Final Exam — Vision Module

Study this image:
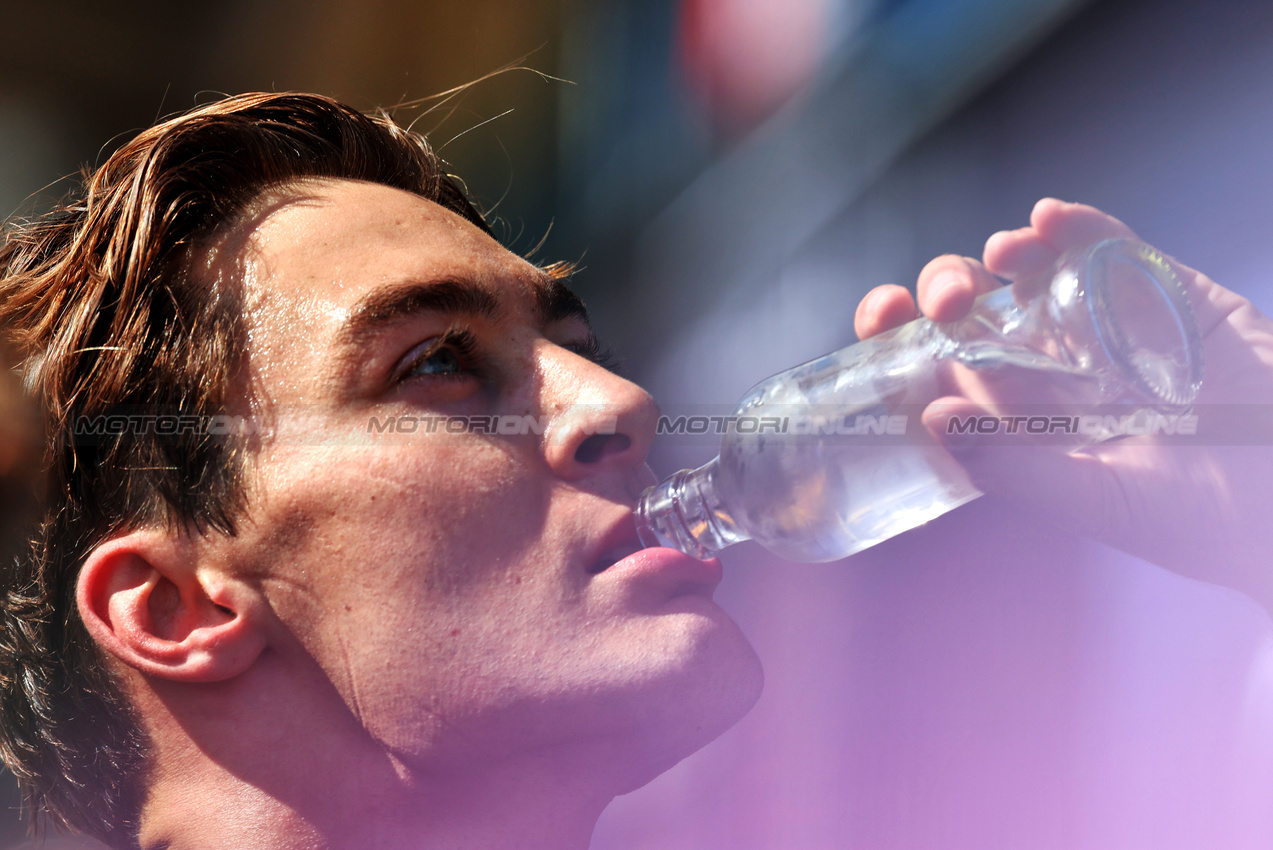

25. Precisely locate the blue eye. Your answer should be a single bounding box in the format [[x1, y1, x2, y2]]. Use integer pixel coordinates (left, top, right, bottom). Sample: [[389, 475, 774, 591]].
[[410, 346, 461, 377], [400, 328, 480, 382]]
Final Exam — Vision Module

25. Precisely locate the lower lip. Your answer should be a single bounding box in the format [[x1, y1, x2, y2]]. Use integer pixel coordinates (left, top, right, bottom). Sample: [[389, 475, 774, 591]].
[[599, 546, 723, 595]]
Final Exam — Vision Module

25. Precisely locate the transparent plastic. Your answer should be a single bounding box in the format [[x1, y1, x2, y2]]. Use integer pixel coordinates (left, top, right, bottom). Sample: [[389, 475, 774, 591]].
[[635, 238, 1204, 563]]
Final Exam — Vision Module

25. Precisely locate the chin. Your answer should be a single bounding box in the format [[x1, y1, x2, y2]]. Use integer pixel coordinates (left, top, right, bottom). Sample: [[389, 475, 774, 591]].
[[606, 611, 765, 794], [404, 607, 764, 794]]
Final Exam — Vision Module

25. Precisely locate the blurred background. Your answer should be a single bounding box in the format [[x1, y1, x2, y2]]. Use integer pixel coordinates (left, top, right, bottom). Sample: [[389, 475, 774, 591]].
[[3, 0, 1273, 848]]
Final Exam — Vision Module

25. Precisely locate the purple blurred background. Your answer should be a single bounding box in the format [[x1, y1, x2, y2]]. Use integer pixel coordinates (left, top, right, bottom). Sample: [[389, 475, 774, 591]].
[[3, 0, 1273, 847]]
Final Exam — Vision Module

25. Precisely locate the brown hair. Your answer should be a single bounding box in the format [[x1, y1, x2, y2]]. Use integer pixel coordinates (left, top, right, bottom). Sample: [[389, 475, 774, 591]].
[[0, 92, 489, 848]]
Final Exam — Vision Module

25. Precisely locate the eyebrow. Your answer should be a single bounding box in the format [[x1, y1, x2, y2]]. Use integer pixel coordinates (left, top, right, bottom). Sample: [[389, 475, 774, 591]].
[[338, 272, 593, 351], [340, 278, 500, 350], [536, 274, 590, 326]]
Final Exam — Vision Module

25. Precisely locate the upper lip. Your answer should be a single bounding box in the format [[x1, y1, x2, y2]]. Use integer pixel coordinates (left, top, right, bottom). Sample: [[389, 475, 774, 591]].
[[585, 512, 646, 574]]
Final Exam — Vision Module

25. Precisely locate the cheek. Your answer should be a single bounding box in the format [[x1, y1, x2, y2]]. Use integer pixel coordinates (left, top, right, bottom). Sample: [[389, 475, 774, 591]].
[[248, 440, 573, 751], [374, 444, 549, 588], [256, 439, 553, 619]]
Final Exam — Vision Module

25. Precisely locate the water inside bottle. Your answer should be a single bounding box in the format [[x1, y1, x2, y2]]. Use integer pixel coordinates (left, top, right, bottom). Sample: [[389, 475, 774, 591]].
[[714, 396, 977, 562], [713, 344, 1106, 562]]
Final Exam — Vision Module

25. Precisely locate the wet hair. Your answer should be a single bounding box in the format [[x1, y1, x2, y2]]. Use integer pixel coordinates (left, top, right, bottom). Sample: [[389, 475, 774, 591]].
[[0, 92, 489, 849]]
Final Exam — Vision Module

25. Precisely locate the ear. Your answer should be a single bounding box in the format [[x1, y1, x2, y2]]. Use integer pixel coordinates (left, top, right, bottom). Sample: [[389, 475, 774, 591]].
[[77, 529, 267, 683]]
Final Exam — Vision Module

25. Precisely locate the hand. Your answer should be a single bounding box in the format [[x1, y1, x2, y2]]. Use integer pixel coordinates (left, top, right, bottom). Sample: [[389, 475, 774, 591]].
[[855, 199, 1273, 614]]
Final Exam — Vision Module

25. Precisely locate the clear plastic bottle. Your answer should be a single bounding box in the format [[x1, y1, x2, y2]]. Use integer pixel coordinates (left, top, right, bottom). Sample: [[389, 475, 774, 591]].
[[635, 238, 1204, 562]]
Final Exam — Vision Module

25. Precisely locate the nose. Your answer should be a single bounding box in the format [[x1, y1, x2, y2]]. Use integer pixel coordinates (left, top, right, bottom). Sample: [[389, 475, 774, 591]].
[[539, 343, 660, 485]]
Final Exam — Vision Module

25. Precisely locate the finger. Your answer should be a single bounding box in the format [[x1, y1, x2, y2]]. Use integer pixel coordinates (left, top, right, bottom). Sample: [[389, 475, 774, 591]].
[[984, 199, 1137, 277], [948, 442, 1122, 544], [855, 284, 917, 339], [1030, 198, 1232, 334], [923, 395, 1119, 538], [1028, 197, 1139, 253], [921, 396, 988, 449], [983, 227, 1059, 279], [916, 255, 1002, 323]]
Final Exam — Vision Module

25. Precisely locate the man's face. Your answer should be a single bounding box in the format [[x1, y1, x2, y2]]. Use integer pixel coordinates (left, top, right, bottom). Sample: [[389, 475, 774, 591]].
[[206, 179, 761, 789]]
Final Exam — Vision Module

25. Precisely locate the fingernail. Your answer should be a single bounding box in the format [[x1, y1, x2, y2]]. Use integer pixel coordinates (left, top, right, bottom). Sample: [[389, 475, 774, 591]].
[[931, 270, 962, 298], [858, 287, 891, 324]]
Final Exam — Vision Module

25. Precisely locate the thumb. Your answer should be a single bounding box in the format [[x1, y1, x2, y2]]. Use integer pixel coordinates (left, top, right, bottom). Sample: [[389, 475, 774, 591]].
[[923, 399, 1127, 543]]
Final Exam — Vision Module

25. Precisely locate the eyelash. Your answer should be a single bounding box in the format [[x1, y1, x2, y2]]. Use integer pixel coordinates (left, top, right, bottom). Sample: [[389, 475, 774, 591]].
[[397, 329, 621, 384], [400, 328, 482, 382], [566, 337, 621, 373]]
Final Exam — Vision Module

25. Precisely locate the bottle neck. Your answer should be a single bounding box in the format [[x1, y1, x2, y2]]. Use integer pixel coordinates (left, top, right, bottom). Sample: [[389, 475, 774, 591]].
[[634, 458, 749, 559]]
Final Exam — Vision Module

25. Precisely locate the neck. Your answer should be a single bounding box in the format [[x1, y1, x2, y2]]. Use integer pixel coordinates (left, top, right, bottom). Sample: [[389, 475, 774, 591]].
[[131, 660, 624, 850], [139, 746, 612, 850]]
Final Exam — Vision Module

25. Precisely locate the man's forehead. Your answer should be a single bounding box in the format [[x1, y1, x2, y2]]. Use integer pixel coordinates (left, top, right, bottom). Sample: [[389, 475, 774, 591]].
[[245, 179, 505, 276], [218, 177, 593, 374], [232, 179, 582, 321]]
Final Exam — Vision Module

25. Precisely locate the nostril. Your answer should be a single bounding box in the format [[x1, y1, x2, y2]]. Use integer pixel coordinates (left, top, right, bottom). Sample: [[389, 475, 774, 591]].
[[574, 433, 631, 464]]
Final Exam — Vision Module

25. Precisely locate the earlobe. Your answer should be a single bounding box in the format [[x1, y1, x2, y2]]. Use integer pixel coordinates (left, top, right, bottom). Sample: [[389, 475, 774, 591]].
[[77, 531, 266, 683]]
